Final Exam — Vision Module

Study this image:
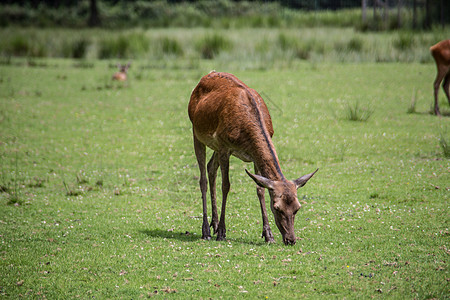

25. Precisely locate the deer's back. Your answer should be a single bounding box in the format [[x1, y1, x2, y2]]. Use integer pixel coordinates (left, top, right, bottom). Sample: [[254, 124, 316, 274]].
[[113, 72, 127, 81], [189, 72, 274, 159]]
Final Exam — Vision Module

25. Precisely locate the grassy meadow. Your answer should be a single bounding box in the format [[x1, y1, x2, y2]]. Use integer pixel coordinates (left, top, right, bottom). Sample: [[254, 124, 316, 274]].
[[0, 27, 449, 298]]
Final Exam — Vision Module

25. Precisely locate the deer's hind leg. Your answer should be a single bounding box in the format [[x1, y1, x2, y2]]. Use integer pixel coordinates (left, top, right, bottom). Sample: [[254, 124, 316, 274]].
[[193, 134, 211, 240], [433, 64, 450, 116], [443, 72, 450, 106], [207, 152, 219, 234]]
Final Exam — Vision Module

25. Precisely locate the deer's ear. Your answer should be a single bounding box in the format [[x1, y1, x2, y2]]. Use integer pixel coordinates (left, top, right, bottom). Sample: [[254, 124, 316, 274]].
[[294, 169, 318, 189], [245, 169, 274, 190]]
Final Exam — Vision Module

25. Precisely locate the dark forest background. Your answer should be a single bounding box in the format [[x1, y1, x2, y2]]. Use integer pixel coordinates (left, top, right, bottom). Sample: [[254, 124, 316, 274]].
[[0, 0, 448, 29]]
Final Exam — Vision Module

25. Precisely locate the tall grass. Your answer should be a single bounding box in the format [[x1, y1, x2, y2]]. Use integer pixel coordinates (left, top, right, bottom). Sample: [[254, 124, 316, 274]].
[[98, 32, 149, 59], [346, 36, 364, 51], [0, 27, 448, 63], [344, 101, 374, 122], [62, 37, 90, 59], [407, 89, 418, 114], [6, 35, 47, 57], [439, 133, 450, 158], [393, 32, 416, 50], [157, 37, 184, 57], [0, 2, 362, 29], [196, 33, 233, 59]]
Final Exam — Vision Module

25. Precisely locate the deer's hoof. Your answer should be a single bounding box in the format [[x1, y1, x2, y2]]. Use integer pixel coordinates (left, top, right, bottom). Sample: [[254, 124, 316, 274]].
[[262, 230, 275, 243], [216, 236, 226, 241]]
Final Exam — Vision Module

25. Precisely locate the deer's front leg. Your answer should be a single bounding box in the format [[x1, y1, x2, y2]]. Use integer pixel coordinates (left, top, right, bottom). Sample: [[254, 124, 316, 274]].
[[193, 135, 211, 240], [216, 152, 230, 241], [207, 152, 219, 234], [255, 165, 275, 243], [256, 185, 275, 243]]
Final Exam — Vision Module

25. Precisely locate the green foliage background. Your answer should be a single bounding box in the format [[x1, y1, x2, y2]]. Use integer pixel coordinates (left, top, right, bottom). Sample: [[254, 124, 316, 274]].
[[1, 0, 447, 29]]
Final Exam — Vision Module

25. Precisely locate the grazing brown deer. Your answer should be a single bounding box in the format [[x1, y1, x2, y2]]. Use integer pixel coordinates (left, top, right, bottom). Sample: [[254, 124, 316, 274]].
[[430, 39, 450, 116], [112, 62, 130, 81], [188, 71, 317, 245]]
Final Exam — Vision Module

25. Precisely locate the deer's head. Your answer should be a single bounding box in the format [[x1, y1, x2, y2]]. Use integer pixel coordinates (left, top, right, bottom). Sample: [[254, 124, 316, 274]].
[[246, 169, 318, 245], [118, 62, 130, 74], [112, 62, 131, 81]]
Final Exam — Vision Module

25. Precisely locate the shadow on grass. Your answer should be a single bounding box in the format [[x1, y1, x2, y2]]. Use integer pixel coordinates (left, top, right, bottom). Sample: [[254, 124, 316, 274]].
[[408, 110, 450, 117], [140, 229, 199, 242], [140, 229, 269, 246], [439, 110, 450, 117]]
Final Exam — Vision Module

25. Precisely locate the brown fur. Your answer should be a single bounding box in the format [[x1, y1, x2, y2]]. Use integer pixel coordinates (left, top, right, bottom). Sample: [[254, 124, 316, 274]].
[[430, 40, 450, 116], [188, 71, 317, 245], [112, 63, 130, 81]]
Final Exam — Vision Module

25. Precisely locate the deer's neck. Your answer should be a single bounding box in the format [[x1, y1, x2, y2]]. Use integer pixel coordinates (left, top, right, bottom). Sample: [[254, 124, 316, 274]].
[[251, 137, 285, 181]]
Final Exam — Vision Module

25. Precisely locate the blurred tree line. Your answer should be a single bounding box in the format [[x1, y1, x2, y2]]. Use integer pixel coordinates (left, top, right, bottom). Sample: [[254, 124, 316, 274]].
[[0, 0, 447, 29]]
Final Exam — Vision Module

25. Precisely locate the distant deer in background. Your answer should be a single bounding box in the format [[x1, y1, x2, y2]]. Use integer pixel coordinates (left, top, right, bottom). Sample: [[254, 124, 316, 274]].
[[188, 71, 317, 245], [112, 62, 130, 81], [430, 40, 450, 116]]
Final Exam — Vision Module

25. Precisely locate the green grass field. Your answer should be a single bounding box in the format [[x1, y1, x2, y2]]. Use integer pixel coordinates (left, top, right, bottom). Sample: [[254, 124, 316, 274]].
[[0, 50, 449, 298]]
